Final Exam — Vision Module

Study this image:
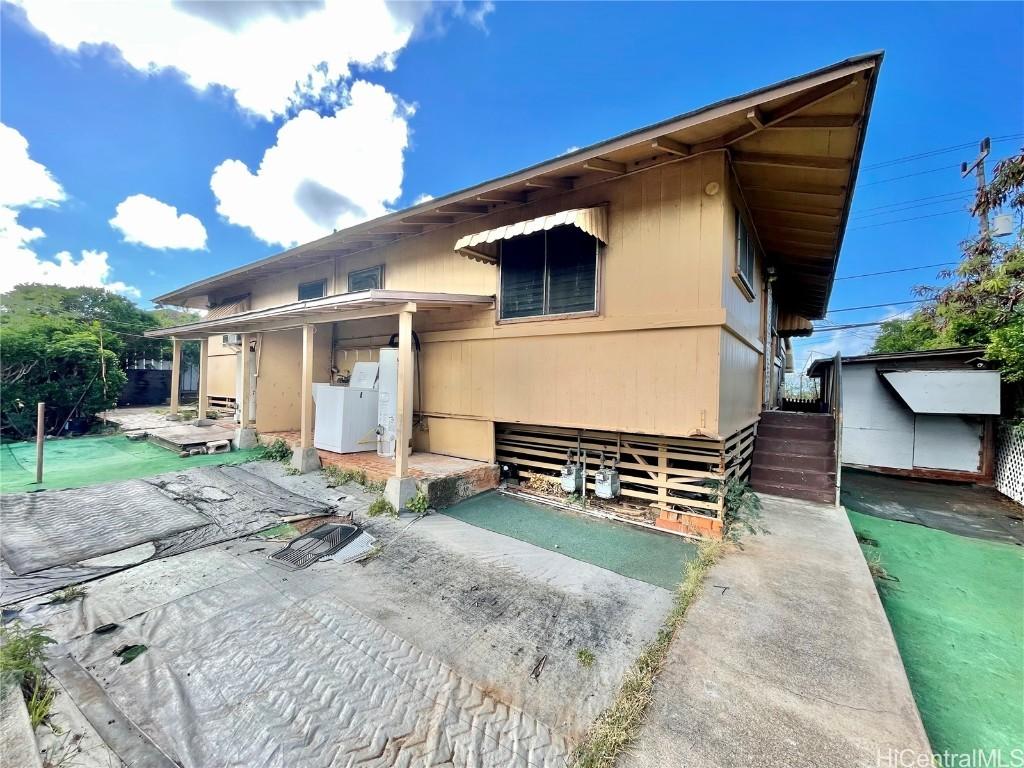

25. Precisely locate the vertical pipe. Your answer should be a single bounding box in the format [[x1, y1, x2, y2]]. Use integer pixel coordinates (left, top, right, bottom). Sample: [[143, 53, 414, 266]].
[[35, 402, 44, 484]]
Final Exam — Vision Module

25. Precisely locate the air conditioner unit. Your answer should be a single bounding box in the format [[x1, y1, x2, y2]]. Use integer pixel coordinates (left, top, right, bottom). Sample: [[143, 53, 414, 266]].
[[222, 333, 243, 347]]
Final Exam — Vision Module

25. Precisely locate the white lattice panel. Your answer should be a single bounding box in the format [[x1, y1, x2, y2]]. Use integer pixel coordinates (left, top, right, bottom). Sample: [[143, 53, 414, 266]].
[[995, 420, 1024, 506]]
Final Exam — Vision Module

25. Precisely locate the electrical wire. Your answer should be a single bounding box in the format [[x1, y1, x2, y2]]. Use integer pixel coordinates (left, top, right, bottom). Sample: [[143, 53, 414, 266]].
[[826, 299, 926, 314], [861, 133, 1024, 171], [835, 262, 957, 280], [851, 192, 973, 220], [849, 208, 966, 230]]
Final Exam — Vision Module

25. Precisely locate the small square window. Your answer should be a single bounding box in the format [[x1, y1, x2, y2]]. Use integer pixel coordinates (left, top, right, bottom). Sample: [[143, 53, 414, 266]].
[[298, 279, 327, 301], [348, 265, 384, 292]]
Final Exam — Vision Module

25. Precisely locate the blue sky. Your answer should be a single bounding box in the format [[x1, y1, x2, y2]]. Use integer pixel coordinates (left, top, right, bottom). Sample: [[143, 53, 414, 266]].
[[2, 1, 1022, 368]]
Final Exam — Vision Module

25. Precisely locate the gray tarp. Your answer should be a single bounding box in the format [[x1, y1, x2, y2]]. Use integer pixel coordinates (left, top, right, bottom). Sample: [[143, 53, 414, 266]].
[[1, 465, 331, 604]]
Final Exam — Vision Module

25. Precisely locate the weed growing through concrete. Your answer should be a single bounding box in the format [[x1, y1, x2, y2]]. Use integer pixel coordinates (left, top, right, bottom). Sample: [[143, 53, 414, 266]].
[[367, 497, 397, 518], [46, 585, 86, 604], [0, 622, 57, 728], [260, 438, 293, 463], [708, 478, 767, 544], [571, 540, 725, 768], [576, 648, 596, 668], [284, 466, 301, 476], [323, 466, 368, 488], [407, 490, 430, 515], [364, 479, 386, 494]]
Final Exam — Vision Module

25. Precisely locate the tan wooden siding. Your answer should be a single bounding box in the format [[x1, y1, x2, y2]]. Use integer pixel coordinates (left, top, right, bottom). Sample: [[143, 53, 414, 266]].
[[210, 154, 737, 439], [718, 329, 762, 437], [253, 327, 333, 432], [206, 333, 238, 399]]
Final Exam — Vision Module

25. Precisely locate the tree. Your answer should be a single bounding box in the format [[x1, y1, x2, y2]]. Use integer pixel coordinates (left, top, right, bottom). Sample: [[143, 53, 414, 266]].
[[0, 285, 203, 437], [871, 314, 941, 354]]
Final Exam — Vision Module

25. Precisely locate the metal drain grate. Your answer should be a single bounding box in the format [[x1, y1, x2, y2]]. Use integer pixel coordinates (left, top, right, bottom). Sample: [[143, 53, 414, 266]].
[[268, 523, 360, 570]]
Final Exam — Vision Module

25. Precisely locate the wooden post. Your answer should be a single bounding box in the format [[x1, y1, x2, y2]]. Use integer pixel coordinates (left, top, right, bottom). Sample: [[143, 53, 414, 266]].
[[238, 334, 252, 429], [35, 402, 44, 484], [299, 324, 315, 450], [197, 338, 209, 418], [395, 310, 414, 478], [169, 337, 182, 415]]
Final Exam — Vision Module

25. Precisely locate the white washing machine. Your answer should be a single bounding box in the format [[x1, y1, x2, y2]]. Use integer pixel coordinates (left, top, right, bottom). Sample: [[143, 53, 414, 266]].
[[312, 362, 379, 453]]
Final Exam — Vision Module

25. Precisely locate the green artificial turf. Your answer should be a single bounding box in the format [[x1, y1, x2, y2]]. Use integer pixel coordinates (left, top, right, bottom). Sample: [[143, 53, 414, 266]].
[[847, 508, 1024, 756], [441, 491, 696, 589], [1, 434, 264, 493]]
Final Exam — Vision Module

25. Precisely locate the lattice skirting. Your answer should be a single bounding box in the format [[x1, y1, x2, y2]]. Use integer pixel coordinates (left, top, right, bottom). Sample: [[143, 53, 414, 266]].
[[995, 420, 1024, 506]]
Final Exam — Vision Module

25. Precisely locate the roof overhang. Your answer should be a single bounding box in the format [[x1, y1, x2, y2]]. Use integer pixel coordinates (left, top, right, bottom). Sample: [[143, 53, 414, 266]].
[[880, 370, 1001, 415], [154, 52, 883, 317], [146, 290, 494, 339]]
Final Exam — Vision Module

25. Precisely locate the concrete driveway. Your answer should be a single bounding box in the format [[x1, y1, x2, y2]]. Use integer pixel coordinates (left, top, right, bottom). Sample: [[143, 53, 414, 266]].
[[13, 461, 673, 767]]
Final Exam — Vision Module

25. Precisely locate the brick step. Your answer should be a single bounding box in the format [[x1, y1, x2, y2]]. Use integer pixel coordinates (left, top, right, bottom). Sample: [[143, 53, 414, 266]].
[[757, 423, 835, 441], [759, 411, 834, 427], [749, 480, 835, 505], [751, 465, 836, 491], [754, 436, 836, 459], [752, 452, 836, 473]]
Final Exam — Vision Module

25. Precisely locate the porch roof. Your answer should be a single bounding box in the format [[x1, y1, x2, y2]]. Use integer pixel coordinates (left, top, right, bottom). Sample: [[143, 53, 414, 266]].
[[145, 289, 494, 339], [153, 53, 883, 320]]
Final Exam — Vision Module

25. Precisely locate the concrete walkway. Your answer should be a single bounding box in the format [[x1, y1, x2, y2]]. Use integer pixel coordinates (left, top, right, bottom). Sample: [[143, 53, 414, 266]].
[[623, 495, 932, 768]]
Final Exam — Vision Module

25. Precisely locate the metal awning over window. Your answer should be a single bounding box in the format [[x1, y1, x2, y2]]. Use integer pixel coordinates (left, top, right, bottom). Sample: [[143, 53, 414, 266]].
[[454, 206, 608, 264], [880, 370, 1001, 415]]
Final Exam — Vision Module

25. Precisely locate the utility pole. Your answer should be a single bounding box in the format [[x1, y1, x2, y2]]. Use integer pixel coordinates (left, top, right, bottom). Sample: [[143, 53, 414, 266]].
[[961, 137, 991, 238]]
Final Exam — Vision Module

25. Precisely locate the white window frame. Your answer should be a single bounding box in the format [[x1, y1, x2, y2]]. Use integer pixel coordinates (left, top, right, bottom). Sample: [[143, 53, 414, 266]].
[[297, 279, 327, 301]]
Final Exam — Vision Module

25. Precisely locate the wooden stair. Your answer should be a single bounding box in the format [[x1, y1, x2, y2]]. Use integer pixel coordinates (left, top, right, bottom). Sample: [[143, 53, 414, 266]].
[[750, 411, 837, 504]]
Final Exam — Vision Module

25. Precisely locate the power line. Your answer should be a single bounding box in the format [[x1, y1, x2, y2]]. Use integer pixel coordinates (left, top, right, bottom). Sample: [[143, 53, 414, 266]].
[[849, 208, 966, 230], [835, 262, 957, 280], [827, 299, 926, 314], [851, 192, 973, 220], [858, 164, 962, 187], [861, 133, 1024, 171], [853, 189, 975, 214]]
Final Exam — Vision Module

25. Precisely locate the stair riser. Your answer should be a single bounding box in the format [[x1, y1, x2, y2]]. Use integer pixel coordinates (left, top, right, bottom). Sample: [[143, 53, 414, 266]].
[[755, 437, 836, 458], [751, 467, 836, 491], [753, 454, 835, 473], [759, 412, 835, 427], [750, 481, 835, 504], [757, 424, 835, 441]]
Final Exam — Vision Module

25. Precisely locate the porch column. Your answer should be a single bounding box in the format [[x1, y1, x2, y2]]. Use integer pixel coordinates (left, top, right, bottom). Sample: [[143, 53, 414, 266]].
[[290, 324, 320, 473], [168, 337, 182, 419], [385, 309, 417, 510], [238, 334, 252, 428], [234, 333, 257, 449], [395, 310, 414, 477], [197, 337, 209, 420]]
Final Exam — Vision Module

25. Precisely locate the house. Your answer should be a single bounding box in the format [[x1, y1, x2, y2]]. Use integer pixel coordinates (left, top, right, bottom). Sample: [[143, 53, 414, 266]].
[[808, 348, 1002, 482], [147, 53, 883, 537]]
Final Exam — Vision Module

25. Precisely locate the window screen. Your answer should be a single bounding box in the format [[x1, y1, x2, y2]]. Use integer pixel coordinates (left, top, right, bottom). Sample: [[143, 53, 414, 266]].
[[348, 265, 383, 292], [297, 279, 326, 301], [499, 227, 597, 320]]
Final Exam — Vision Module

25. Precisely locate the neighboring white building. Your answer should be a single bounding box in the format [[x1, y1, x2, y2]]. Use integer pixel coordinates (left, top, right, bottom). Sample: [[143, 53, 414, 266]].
[[809, 348, 1001, 482]]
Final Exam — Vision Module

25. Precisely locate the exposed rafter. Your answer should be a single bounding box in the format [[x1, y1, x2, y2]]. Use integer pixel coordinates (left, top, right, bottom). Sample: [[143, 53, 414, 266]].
[[651, 137, 690, 157], [733, 151, 851, 171], [768, 114, 861, 130], [476, 190, 528, 203], [583, 158, 627, 175]]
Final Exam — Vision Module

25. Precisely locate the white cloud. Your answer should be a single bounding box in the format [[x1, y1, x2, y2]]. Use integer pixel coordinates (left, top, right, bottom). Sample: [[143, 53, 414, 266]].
[[412, 193, 434, 205], [12, 0, 418, 119], [0, 123, 65, 208], [110, 193, 207, 250], [0, 124, 137, 297], [211, 80, 410, 247]]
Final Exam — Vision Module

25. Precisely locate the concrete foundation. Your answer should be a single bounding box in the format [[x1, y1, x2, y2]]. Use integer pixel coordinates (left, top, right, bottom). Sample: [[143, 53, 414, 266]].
[[290, 446, 321, 474], [385, 476, 418, 510], [164, 413, 183, 422], [233, 427, 258, 450]]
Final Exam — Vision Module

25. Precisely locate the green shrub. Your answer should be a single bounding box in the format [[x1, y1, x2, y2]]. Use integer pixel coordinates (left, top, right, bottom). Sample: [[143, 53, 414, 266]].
[[707, 478, 766, 543], [364, 479, 386, 494], [260, 438, 293, 463], [407, 489, 430, 515], [367, 497, 397, 518]]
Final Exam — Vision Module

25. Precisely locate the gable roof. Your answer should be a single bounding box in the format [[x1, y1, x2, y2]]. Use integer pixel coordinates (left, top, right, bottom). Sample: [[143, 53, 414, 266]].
[[155, 52, 883, 318]]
